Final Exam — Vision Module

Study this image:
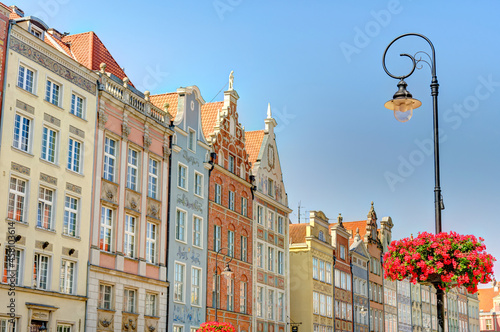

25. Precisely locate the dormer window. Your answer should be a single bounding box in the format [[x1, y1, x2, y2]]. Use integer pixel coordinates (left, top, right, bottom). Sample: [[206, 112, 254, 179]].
[[318, 231, 325, 242], [30, 25, 44, 40]]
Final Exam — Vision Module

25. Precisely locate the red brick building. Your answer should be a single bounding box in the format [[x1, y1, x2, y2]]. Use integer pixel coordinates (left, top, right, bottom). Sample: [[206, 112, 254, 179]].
[[202, 78, 253, 330]]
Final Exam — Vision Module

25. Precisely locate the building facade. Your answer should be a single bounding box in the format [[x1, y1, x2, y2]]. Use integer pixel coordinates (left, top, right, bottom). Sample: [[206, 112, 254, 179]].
[[397, 279, 412, 332], [350, 229, 370, 332], [289, 211, 335, 332], [246, 104, 291, 332], [151, 86, 211, 331], [203, 78, 254, 331], [0, 12, 98, 331]]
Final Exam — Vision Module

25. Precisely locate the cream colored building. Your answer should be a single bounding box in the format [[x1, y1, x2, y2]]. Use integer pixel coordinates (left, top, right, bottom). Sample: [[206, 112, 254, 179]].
[[0, 13, 98, 332]]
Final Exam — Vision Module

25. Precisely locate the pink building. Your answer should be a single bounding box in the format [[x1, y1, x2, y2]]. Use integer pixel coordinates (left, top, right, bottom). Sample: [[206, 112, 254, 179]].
[[479, 286, 500, 331]]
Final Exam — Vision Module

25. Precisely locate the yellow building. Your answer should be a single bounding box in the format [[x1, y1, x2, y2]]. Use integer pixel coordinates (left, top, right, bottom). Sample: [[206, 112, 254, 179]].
[[0, 11, 98, 331], [290, 211, 335, 332]]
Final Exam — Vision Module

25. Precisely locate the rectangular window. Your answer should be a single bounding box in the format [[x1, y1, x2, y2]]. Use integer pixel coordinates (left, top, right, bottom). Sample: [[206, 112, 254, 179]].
[[214, 183, 221, 204], [277, 216, 284, 234], [71, 93, 84, 118], [124, 215, 136, 257], [99, 284, 113, 309], [8, 177, 27, 222], [257, 242, 264, 268], [240, 281, 247, 314], [340, 245, 346, 260], [228, 155, 235, 173], [188, 129, 196, 151], [145, 293, 157, 316], [57, 324, 72, 332], [327, 296, 333, 317], [123, 289, 136, 313], [228, 230, 235, 257], [319, 260, 325, 282], [176, 210, 186, 242], [313, 292, 319, 314], [127, 149, 139, 191], [63, 196, 78, 237], [313, 257, 319, 279], [228, 191, 235, 210], [173, 327, 184, 332], [268, 289, 274, 320], [41, 127, 57, 163], [60, 260, 75, 294], [103, 138, 116, 181], [18, 65, 34, 92], [212, 273, 220, 309], [241, 236, 248, 262], [3, 248, 22, 285], [227, 278, 234, 311], [146, 222, 157, 264], [67, 138, 82, 173], [320, 294, 326, 316], [45, 80, 60, 106], [100, 207, 113, 252], [178, 164, 187, 189], [13, 113, 31, 152], [214, 225, 221, 252], [257, 286, 263, 317], [267, 210, 275, 230], [268, 247, 274, 272], [335, 269, 341, 288], [148, 159, 159, 199], [268, 178, 274, 197], [194, 172, 203, 197], [241, 197, 247, 216], [33, 253, 49, 289], [193, 216, 202, 248], [174, 263, 185, 302], [37, 187, 54, 230], [278, 251, 284, 275], [257, 205, 263, 224], [278, 292, 285, 322], [191, 267, 201, 306], [326, 263, 332, 284]]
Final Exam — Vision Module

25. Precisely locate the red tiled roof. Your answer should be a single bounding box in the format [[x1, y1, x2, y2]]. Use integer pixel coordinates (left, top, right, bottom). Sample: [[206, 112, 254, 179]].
[[478, 287, 500, 312], [200, 101, 224, 140], [44, 34, 72, 57], [343, 220, 368, 245], [62, 32, 132, 85], [290, 223, 308, 244], [150, 93, 178, 119], [245, 130, 265, 166]]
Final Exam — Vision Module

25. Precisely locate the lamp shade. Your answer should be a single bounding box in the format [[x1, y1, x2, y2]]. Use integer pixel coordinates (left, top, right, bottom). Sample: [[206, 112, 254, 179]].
[[221, 263, 234, 280], [384, 79, 422, 122]]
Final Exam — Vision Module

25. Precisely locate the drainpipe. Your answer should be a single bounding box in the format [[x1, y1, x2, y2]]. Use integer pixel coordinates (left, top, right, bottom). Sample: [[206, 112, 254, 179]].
[[367, 259, 371, 332], [333, 256, 336, 332], [350, 256, 355, 332], [165, 122, 174, 332], [0, 20, 14, 147]]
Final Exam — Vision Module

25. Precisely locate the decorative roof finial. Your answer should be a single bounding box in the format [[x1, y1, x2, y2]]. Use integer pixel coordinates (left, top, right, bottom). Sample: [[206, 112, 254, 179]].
[[229, 70, 234, 90], [267, 103, 272, 119], [337, 213, 343, 226], [367, 201, 377, 221]]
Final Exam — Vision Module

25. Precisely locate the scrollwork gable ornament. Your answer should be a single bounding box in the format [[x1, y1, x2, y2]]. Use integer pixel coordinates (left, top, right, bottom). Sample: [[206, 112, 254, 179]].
[[163, 136, 171, 159], [98, 109, 108, 130], [143, 126, 152, 151]]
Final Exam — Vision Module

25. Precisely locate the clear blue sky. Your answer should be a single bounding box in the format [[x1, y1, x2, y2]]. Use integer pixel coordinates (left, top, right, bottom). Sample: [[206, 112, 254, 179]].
[[19, 0, 500, 279]]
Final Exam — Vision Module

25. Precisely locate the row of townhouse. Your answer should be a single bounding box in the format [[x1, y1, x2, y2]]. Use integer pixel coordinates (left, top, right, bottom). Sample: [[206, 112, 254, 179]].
[[0, 4, 292, 332], [289, 204, 480, 332]]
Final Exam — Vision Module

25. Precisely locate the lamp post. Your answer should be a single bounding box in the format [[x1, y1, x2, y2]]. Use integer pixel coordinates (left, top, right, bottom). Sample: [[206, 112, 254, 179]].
[[214, 247, 234, 322], [382, 33, 445, 332]]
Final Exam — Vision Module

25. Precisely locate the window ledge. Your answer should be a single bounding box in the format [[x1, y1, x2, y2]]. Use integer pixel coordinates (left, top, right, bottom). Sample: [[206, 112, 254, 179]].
[[62, 233, 81, 241], [5, 218, 29, 227], [35, 226, 56, 234], [69, 112, 87, 122], [43, 99, 65, 111], [16, 85, 38, 98], [11, 146, 34, 157], [66, 169, 84, 177], [39, 158, 60, 168]]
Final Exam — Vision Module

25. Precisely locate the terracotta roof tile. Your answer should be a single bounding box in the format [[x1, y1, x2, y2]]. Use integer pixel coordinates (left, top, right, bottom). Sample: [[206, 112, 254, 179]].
[[245, 130, 265, 166], [200, 101, 224, 140], [44, 34, 72, 57], [290, 223, 308, 244], [150, 93, 178, 119], [343, 220, 368, 245], [478, 287, 500, 312], [62, 32, 132, 86]]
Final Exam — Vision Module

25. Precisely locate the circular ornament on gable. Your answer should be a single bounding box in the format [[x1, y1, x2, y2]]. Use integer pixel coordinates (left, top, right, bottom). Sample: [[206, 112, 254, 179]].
[[190, 100, 195, 111]]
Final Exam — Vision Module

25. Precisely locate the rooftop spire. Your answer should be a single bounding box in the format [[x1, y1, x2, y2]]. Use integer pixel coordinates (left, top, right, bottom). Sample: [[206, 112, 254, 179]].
[[267, 103, 272, 119]]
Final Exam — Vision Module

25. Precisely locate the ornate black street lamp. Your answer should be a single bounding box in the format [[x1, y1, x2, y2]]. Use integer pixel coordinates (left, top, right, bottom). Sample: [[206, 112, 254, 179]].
[[382, 33, 445, 332], [214, 247, 234, 322]]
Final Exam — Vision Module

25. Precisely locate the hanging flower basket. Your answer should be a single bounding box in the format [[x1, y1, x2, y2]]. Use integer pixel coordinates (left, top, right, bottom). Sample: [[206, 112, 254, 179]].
[[197, 322, 236, 332], [383, 231, 495, 293]]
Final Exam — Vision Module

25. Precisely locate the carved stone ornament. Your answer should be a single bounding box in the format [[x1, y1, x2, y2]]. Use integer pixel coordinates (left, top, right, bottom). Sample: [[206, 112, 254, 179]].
[[122, 122, 131, 139], [130, 199, 137, 210], [98, 109, 108, 129], [163, 144, 171, 159], [106, 190, 114, 200], [100, 320, 112, 328], [144, 133, 152, 150]]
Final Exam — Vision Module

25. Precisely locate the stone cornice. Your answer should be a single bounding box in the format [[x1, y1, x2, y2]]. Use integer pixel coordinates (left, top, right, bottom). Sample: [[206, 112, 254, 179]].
[[90, 265, 169, 286], [212, 164, 252, 188], [254, 191, 292, 214], [0, 283, 87, 301]]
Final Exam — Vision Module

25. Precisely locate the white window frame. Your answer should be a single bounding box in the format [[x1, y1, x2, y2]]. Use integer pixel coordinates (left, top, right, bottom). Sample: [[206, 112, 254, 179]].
[[174, 262, 186, 303], [278, 251, 284, 275], [228, 190, 235, 211], [60, 259, 76, 294], [193, 215, 202, 248], [3, 247, 23, 286], [214, 183, 221, 204], [257, 242, 264, 268], [13, 113, 32, 153], [37, 186, 54, 230], [57, 324, 72, 332], [277, 216, 284, 234], [148, 158, 159, 199], [33, 252, 50, 290], [241, 235, 247, 262], [127, 148, 139, 191], [63, 195, 79, 237], [98, 283, 113, 310], [326, 263, 332, 284], [124, 215, 136, 258], [257, 205, 264, 224], [227, 277, 234, 311], [45, 78, 62, 107], [191, 267, 202, 307], [268, 247, 274, 272], [194, 171, 203, 197], [70, 92, 85, 119], [267, 210, 275, 230], [240, 281, 247, 314], [257, 286, 264, 317], [228, 155, 235, 173], [8, 176, 28, 223], [17, 63, 35, 93], [146, 222, 157, 264], [214, 225, 221, 252], [227, 230, 235, 257], [278, 292, 285, 322], [123, 288, 137, 313], [175, 209, 187, 243], [241, 197, 247, 216], [30, 24, 44, 39], [67, 138, 83, 173], [313, 257, 319, 279], [313, 292, 319, 314], [177, 163, 187, 190], [100, 206, 113, 252], [41, 126, 58, 164], [103, 137, 117, 182], [188, 128, 196, 152], [340, 245, 346, 260], [145, 292, 158, 316]]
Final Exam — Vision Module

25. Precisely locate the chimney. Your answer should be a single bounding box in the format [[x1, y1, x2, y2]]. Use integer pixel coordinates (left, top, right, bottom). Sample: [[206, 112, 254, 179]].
[[10, 5, 24, 17]]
